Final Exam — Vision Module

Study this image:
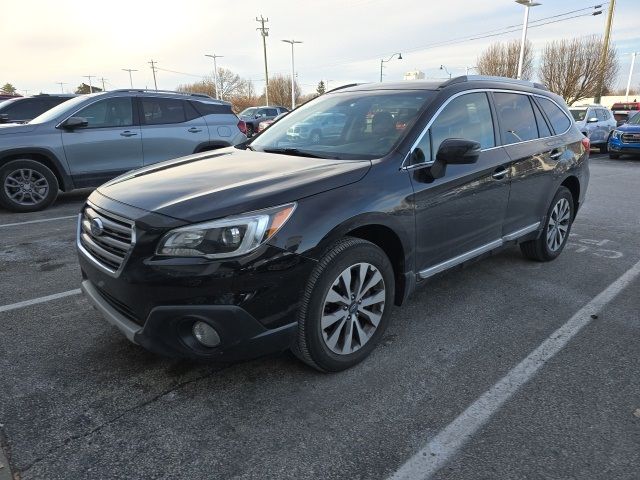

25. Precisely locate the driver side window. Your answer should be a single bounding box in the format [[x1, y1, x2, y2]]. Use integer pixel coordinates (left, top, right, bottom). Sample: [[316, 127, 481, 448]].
[[75, 97, 133, 128]]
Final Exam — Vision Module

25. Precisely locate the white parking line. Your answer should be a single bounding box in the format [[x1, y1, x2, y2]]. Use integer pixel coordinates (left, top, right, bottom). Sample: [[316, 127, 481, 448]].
[[0, 289, 82, 313], [389, 258, 640, 480], [0, 215, 77, 228]]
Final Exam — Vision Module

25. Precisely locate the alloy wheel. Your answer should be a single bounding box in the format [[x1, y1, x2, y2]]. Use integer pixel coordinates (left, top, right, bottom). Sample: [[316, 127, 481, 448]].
[[320, 262, 386, 355], [3, 168, 49, 206], [546, 197, 571, 252]]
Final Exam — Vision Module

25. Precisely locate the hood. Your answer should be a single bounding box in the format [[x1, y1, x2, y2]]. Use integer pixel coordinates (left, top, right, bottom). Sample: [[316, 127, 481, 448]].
[[616, 122, 640, 132], [0, 123, 37, 135], [97, 147, 371, 223]]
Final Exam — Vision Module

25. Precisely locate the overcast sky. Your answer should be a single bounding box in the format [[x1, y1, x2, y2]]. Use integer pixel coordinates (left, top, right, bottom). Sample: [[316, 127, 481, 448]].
[[3, 0, 640, 95]]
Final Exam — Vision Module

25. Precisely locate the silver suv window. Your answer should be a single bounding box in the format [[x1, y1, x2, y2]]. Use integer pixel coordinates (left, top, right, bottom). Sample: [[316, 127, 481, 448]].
[[75, 97, 133, 128], [141, 98, 187, 125]]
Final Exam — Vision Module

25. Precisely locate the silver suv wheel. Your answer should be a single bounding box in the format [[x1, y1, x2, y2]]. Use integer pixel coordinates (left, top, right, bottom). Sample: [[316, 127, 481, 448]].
[[4, 168, 49, 206]]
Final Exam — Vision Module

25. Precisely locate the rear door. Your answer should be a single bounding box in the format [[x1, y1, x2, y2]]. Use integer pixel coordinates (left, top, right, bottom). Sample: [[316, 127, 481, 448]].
[[495, 92, 560, 235], [61, 96, 143, 187], [138, 96, 209, 165], [410, 91, 512, 271]]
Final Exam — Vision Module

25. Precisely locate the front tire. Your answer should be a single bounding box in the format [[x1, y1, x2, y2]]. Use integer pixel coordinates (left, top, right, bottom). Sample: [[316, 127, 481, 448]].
[[293, 237, 395, 372], [609, 152, 620, 159], [520, 186, 574, 262], [0, 159, 58, 212]]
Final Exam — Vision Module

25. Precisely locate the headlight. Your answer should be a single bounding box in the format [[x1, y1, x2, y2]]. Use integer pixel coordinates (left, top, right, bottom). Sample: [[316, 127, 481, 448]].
[[612, 130, 622, 139], [156, 203, 296, 259]]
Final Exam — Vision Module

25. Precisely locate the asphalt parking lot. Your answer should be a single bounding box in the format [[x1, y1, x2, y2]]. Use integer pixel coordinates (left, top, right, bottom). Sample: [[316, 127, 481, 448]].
[[0, 153, 639, 480]]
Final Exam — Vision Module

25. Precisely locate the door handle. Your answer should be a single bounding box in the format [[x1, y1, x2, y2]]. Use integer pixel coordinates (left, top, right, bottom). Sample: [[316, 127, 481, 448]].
[[120, 131, 137, 137], [549, 149, 563, 160], [188, 127, 203, 133], [492, 167, 508, 180]]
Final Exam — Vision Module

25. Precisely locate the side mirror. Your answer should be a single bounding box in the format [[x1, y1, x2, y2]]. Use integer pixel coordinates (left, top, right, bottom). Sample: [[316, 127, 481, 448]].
[[0, 114, 9, 124], [60, 116, 88, 130], [436, 138, 481, 165], [587, 117, 598, 123]]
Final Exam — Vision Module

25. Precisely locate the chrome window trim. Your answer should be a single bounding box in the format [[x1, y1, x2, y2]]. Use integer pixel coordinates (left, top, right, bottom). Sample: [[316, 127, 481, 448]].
[[401, 89, 572, 171], [417, 222, 541, 279]]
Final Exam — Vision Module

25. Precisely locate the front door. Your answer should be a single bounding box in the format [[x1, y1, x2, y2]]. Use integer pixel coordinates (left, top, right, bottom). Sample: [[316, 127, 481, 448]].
[[410, 91, 511, 272], [61, 97, 142, 187]]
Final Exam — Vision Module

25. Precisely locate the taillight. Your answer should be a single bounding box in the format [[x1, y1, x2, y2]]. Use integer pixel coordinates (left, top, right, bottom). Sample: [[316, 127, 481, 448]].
[[237, 120, 247, 135], [581, 136, 590, 151]]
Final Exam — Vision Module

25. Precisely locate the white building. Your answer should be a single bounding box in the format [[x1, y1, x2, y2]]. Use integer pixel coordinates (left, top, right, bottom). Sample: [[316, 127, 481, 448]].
[[403, 70, 425, 81]]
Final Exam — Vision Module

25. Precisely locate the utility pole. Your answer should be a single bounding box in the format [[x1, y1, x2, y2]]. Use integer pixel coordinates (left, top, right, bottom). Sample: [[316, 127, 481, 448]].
[[99, 77, 108, 92], [122, 68, 137, 88], [148, 60, 159, 90], [55, 82, 67, 93], [594, 0, 616, 104], [256, 15, 270, 105], [626, 52, 638, 101], [83, 75, 95, 93], [205, 54, 224, 99], [282, 39, 302, 109]]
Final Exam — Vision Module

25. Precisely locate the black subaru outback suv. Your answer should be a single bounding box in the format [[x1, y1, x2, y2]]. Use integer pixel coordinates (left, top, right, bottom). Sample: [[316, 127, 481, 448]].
[[78, 76, 589, 372]]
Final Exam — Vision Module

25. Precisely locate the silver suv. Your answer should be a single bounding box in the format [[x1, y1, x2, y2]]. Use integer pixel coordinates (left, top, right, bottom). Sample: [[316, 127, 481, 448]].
[[569, 104, 616, 153], [0, 89, 246, 212]]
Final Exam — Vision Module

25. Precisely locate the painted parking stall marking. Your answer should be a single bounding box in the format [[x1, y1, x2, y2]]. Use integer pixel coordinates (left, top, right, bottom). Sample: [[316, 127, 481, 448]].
[[0, 289, 81, 314], [388, 258, 640, 480], [0, 215, 77, 228]]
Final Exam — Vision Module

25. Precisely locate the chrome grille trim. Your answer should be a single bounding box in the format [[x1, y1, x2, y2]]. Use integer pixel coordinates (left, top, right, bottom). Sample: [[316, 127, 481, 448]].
[[77, 202, 135, 276], [621, 133, 640, 144]]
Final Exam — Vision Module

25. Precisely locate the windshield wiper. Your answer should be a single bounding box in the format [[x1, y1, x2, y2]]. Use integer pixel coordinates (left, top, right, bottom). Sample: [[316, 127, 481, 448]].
[[261, 147, 336, 159]]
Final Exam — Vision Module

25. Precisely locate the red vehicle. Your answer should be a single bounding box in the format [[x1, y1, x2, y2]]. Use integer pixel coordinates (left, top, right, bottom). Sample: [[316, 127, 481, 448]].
[[611, 101, 640, 125]]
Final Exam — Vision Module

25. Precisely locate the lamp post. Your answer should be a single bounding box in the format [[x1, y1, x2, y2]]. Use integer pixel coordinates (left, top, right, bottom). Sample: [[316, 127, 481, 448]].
[[205, 54, 224, 99], [380, 53, 402, 82], [439, 65, 452, 79], [625, 52, 638, 101], [515, 0, 541, 79], [282, 39, 303, 109]]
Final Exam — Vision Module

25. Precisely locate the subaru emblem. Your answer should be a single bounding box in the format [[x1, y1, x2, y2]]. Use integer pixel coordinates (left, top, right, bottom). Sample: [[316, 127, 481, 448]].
[[90, 217, 104, 236]]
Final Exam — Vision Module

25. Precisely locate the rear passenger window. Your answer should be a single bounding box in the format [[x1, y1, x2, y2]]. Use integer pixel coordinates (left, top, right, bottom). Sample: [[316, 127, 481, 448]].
[[430, 92, 495, 155], [532, 100, 551, 138], [141, 98, 186, 125], [493, 92, 538, 144], [537, 97, 571, 135]]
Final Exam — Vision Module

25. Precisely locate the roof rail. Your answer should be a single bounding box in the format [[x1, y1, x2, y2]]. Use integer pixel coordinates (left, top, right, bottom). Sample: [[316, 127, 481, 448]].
[[440, 75, 548, 91], [111, 89, 214, 99], [325, 83, 361, 93]]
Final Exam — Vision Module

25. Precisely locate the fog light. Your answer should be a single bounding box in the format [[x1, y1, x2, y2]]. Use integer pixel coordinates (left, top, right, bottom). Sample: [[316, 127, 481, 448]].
[[192, 321, 221, 347]]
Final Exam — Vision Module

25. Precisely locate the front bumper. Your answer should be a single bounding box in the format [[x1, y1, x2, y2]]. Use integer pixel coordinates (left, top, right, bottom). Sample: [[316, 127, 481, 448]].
[[608, 137, 640, 154]]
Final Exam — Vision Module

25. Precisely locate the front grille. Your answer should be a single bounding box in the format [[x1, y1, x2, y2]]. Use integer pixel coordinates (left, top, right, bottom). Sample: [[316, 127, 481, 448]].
[[79, 203, 134, 274], [95, 286, 142, 325], [621, 133, 640, 144]]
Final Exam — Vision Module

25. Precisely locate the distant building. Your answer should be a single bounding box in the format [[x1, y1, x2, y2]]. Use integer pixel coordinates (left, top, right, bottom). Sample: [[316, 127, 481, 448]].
[[403, 70, 425, 81]]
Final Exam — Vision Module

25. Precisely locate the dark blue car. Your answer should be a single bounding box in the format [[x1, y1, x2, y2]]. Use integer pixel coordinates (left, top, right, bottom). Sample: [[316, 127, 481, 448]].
[[608, 112, 640, 159]]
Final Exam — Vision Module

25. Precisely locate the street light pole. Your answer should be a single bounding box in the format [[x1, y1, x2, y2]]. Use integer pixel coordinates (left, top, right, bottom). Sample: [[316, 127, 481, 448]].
[[440, 65, 452, 79], [380, 53, 402, 82], [282, 40, 303, 109], [122, 69, 138, 88], [205, 54, 224, 99], [515, 0, 541, 80], [626, 52, 638, 101]]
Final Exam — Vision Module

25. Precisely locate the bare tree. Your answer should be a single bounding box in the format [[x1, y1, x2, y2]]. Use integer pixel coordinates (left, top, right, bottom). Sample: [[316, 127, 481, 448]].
[[539, 35, 619, 105], [266, 74, 301, 109], [176, 68, 258, 113], [476, 39, 533, 80]]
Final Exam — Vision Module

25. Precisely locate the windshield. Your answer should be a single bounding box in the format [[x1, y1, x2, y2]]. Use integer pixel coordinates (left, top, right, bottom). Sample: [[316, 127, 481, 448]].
[[29, 94, 92, 124], [249, 90, 435, 160], [240, 107, 258, 117], [628, 112, 640, 125], [570, 109, 587, 121]]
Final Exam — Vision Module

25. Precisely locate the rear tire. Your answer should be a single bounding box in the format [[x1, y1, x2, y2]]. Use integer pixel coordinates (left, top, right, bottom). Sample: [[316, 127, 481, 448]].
[[520, 186, 574, 262], [292, 237, 395, 372], [599, 141, 609, 153], [0, 159, 58, 212]]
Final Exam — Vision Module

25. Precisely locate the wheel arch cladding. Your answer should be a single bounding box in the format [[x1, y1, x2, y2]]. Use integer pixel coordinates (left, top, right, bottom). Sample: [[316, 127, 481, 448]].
[[561, 175, 580, 212], [347, 224, 406, 306], [0, 150, 69, 191]]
